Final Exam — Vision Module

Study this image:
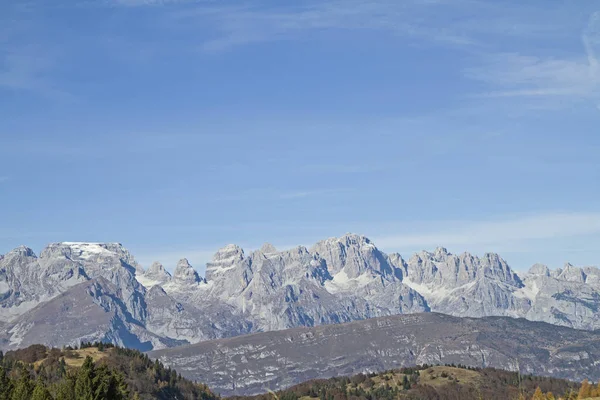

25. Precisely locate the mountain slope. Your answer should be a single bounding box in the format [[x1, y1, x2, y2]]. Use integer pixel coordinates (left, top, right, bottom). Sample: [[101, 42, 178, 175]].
[[228, 365, 584, 400], [149, 312, 600, 396], [2, 234, 600, 351], [0, 342, 218, 399]]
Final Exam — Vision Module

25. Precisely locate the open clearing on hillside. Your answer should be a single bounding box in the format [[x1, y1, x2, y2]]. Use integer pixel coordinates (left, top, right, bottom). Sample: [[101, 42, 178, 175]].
[[419, 366, 481, 388], [34, 347, 109, 368]]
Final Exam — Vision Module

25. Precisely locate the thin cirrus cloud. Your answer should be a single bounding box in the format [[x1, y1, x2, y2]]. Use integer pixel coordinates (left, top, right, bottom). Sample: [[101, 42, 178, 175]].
[[167, 0, 479, 52], [214, 188, 350, 202], [465, 12, 600, 107], [466, 53, 598, 98], [108, 0, 200, 6], [372, 212, 600, 252]]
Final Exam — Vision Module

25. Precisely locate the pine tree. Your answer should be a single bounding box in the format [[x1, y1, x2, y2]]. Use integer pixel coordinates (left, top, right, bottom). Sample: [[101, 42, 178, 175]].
[[0, 367, 12, 400], [169, 369, 178, 387], [402, 375, 410, 391], [74, 356, 95, 400], [93, 364, 111, 400], [58, 358, 67, 378], [31, 379, 52, 400], [10, 367, 32, 400], [54, 377, 75, 400]]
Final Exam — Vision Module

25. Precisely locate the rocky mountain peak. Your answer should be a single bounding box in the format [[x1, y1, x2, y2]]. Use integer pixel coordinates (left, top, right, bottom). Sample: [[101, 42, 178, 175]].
[[148, 262, 172, 279], [148, 261, 166, 275], [205, 244, 246, 282], [213, 244, 245, 260], [558, 263, 586, 283], [434, 247, 450, 259], [528, 263, 550, 277], [259, 243, 278, 254], [4, 234, 600, 354], [173, 259, 202, 284], [136, 261, 172, 289], [311, 233, 392, 278], [7, 245, 37, 258]]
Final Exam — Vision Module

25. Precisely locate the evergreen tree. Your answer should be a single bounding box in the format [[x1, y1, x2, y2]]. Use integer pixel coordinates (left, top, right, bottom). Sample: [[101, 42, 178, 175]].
[[54, 377, 76, 400], [74, 356, 95, 400], [31, 379, 52, 400], [402, 375, 411, 390], [0, 367, 12, 400], [58, 358, 67, 378], [10, 367, 32, 400], [170, 369, 178, 386]]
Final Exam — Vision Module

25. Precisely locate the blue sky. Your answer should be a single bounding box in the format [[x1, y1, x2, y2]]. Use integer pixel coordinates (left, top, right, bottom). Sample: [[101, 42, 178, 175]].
[[1, 0, 599, 274]]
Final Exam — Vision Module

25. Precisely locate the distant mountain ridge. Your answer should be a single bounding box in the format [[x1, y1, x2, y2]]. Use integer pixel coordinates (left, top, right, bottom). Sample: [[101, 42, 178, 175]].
[[149, 312, 600, 396], [1, 234, 600, 351]]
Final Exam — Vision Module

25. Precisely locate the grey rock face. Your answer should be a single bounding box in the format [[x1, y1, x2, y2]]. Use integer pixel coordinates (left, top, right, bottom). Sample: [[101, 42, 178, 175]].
[[0, 277, 170, 351], [2, 234, 600, 353], [149, 313, 600, 396], [145, 262, 172, 284], [173, 259, 203, 285], [311, 234, 397, 278], [402, 248, 530, 318]]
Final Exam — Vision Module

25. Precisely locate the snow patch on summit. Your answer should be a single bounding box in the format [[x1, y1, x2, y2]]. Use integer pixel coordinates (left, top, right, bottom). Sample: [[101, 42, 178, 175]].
[[62, 242, 113, 259], [324, 270, 376, 294], [136, 274, 163, 289]]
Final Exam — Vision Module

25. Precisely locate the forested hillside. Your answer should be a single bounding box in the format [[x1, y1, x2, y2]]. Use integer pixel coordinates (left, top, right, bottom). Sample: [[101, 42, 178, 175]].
[[0, 342, 217, 400], [229, 365, 596, 400]]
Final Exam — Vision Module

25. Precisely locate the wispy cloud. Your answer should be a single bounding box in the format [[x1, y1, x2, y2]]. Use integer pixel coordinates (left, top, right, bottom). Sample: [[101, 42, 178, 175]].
[[0, 47, 68, 98], [300, 164, 387, 174], [278, 189, 349, 200], [372, 212, 600, 252], [466, 53, 598, 98], [109, 0, 199, 7], [466, 11, 600, 108], [0, 5, 74, 99], [167, 0, 479, 52], [215, 188, 350, 202]]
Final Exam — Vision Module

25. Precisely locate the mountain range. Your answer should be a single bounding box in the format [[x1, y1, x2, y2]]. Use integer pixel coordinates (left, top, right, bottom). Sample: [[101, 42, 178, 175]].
[[1, 234, 599, 351], [149, 312, 600, 396]]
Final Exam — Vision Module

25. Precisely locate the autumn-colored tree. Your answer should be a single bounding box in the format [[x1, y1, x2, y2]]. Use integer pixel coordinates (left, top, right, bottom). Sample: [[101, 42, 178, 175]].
[[578, 379, 593, 399], [531, 387, 544, 400], [591, 383, 600, 397], [545, 391, 555, 400]]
